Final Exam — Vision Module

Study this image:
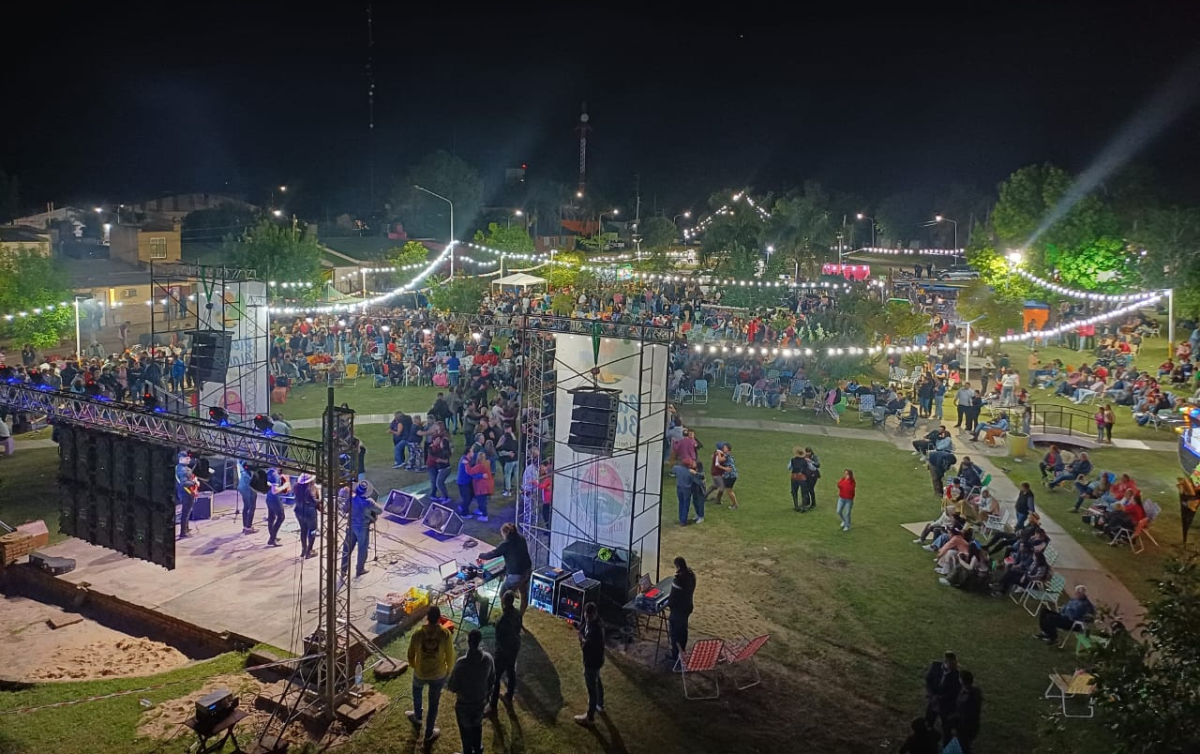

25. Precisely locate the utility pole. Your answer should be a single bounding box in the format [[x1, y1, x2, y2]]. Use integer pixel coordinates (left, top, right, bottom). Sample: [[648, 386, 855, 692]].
[[634, 173, 642, 258]]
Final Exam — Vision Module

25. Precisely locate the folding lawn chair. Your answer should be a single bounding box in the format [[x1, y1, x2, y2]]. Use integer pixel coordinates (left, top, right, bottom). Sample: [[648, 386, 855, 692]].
[[720, 633, 770, 690], [674, 638, 724, 700]]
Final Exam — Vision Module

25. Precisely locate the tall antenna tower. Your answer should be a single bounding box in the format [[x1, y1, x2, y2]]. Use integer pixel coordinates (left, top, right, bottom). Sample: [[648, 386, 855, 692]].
[[576, 102, 590, 196], [366, 3, 376, 208]]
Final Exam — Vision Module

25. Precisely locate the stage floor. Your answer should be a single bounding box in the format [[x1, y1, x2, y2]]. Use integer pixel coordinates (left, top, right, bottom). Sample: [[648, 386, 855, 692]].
[[38, 488, 483, 652]]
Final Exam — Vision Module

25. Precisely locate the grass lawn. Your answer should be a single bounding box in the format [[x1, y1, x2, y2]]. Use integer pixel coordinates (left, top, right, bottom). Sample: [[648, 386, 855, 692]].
[[0, 448, 67, 543], [1001, 446, 1187, 605], [0, 651, 249, 754], [275, 380, 447, 422], [334, 429, 1099, 754]]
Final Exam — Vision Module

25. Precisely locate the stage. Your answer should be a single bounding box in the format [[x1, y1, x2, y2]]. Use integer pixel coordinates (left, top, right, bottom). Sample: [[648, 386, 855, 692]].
[[35, 488, 487, 653]]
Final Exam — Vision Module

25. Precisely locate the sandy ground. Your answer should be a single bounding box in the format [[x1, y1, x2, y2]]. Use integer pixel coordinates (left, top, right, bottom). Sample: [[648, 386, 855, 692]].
[[137, 674, 359, 749], [0, 595, 190, 682]]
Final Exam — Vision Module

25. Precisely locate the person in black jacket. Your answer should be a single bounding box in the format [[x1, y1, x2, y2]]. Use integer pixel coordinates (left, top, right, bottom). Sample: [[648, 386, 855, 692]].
[[487, 590, 523, 713], [952, 670, 983, 752], [573, 602, 606, 726], [667, 557, 696, 663], [923, 651, 961, 730], [477, 523, 533, 617]]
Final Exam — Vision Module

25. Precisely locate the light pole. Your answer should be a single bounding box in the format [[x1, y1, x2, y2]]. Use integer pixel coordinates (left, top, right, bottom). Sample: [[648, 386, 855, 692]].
[[414, 184, 455, 278], [672, 210, 691, 225], [961, 315, 986, 382], [855, 213, 876, 247], [72, 296, 88, 360], [934, 214, 958, 254], [598, 209, 618, 251]]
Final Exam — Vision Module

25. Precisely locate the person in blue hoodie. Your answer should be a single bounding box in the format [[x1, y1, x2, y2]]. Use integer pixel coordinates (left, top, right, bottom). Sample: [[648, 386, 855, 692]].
[[170, 355, 187, 393], [456, 444, 477, 516], [238, 462, 259, 534], [265, 468, 290, 547]]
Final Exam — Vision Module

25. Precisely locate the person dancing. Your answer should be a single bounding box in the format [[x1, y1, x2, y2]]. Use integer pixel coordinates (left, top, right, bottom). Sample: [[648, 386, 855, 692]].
[[293, 472, 321, 559]]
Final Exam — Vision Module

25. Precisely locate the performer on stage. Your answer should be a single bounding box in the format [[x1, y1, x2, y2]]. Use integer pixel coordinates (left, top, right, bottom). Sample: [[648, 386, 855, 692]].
[[341, 481, 381, 577], [293, 473, 321, 559], [175, 452, 196, 539], [265, 467, 291, 547], [238, 462, 261, 534]]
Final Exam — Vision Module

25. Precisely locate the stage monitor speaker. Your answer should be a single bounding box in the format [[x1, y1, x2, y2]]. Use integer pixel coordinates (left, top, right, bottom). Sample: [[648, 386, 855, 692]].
[[385, 489, 425, 521], [421, 502, 464, 537], [567, 388, 619, 456], [188, 330, 233, 383]]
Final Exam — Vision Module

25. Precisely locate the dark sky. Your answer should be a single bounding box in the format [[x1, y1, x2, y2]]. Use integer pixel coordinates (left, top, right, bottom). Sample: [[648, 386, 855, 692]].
[[4, 3, 1200, 216]]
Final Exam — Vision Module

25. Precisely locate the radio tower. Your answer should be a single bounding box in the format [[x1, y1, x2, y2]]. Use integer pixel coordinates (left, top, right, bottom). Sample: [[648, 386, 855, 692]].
[[576, 102, 590, 197]]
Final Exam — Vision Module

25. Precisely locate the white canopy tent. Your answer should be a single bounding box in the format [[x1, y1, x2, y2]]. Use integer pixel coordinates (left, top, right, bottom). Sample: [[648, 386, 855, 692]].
[[490, 272, 547, 288]]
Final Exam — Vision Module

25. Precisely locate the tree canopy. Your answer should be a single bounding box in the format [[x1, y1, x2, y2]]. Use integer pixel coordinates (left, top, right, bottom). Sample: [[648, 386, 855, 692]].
[[472, 222, 534, 255], [427, 277, 486, 313], [639, 216, 678, 252], [386, 241, 432, 269], [0, 250, 74, 349], [231, 220, 324, 299]]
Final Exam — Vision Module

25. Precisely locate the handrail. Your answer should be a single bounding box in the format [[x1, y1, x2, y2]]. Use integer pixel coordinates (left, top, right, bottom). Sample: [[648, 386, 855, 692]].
[[1029, 402, 1097, 439]]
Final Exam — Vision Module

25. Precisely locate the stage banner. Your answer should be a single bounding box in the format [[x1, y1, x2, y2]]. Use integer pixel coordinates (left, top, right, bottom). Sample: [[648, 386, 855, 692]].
[[197, 281, 269, 420], [550, 334, 667, 574]]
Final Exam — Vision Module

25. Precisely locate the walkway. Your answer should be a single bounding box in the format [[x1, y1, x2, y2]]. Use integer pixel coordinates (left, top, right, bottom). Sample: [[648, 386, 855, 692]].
[[685, 413, 1145, 625]]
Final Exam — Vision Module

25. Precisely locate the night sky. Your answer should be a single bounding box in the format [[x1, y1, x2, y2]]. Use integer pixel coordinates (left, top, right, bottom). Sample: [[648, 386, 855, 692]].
[[4, 4, 1200, 214]]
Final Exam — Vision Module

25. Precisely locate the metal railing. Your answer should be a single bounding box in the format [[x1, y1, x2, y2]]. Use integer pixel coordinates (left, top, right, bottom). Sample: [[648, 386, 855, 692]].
[[1028, 402, 1096, 440]]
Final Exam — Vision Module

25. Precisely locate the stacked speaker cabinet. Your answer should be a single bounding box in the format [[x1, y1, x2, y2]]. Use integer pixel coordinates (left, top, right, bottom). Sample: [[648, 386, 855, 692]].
[[567, 387, 619, 456], [421, 502, 464, 536], [187, 329, 233, 383]]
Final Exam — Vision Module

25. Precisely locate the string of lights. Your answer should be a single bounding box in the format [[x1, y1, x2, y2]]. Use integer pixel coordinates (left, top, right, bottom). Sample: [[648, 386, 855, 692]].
[[268, 243, 454, 314], [847, 247, 964, 257], [0, 301, 74, 322], [1011, 266, 1164, 303], [686, 293, 1160, 357], [683, 191, 772, 241]]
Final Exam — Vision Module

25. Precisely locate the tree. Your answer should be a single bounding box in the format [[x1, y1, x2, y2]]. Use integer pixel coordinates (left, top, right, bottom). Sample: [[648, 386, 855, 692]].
[[0, 165, 19, 224], [0, 250, 74, 348], [992, 163, 1117, 256], [699, 189, 765, 271], [954, 279, 1025, 349], [231, 220, 324, 298], [386, 241, 431, 268], [1131, 206, 1200, 318], [1084, 554, 1200, 754], [767, 182, 835, 279], [1045, 236, 1136, 292], [883, 300, 930, 339], [875, 190, 929, 247], [390, 151, 483, 240], [472, 222, 534, 254], [426, 277, 485, 313], [546, 251, 584, 289], [639, 216, 678, 252]]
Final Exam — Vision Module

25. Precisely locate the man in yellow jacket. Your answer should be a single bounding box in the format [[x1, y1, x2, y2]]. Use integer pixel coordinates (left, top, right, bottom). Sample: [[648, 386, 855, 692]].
[[405, 606, 456, 743]]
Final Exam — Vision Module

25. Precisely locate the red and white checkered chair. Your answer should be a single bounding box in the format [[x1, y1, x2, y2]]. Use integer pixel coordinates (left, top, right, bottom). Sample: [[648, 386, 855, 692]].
[[674, 638, 723, 700], [720, 633, 770, 690]]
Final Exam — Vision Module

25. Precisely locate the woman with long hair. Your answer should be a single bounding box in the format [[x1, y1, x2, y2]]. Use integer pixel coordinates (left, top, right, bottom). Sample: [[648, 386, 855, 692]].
[[714, 442, 740, 510]]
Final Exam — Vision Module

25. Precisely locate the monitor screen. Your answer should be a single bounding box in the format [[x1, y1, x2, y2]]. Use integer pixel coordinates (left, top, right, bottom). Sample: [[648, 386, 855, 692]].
[[439, 560, 460, 582]]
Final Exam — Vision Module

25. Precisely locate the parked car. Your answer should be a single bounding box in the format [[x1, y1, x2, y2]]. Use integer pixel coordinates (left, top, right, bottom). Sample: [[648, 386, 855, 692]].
[[937, 264, 980, 281]]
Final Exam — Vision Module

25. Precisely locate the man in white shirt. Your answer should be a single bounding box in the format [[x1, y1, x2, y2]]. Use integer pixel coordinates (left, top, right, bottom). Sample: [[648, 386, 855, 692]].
[[1000, 370, 1019, 406], [954, 385, 975, 429]]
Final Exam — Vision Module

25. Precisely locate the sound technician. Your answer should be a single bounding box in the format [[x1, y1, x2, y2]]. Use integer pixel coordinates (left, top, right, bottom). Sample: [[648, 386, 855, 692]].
[[476, 523, 533, 618], [667, 556, 696, 663]]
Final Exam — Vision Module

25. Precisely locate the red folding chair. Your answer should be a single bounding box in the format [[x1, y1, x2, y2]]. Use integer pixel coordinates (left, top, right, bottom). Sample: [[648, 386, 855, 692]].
[[674, 638, 723, 700], [720, 633, 770, 690]]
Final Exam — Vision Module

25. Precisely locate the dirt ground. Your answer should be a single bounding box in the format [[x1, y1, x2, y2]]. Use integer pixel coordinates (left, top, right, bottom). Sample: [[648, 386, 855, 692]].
[[137, 673, 363, 749], [0, 595, 190, 682]]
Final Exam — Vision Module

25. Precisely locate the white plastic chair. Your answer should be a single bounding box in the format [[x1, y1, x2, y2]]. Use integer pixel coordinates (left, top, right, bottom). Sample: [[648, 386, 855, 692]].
[[694, 379, 709, 404]]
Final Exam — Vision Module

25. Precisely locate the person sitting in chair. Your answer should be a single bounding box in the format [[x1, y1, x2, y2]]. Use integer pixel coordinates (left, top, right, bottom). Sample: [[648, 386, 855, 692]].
[[1048, 452, 1092, 490], [1033, 585, 1095, 644], [914, 505, 963, 546], [912, 426, 950, 458], [970, 411, 1009, 445]]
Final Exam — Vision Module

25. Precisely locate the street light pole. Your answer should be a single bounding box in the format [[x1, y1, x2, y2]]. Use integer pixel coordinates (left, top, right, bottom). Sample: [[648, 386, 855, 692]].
[[855, 213, 876, 247], [414, 184, 455, 278], [935, 215, 958, 259], [73, 297, 83, 360]]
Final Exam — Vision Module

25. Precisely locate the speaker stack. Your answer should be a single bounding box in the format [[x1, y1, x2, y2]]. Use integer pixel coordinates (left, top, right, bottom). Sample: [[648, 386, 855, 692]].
[[187, 329, 233, 383], [567, 387, 620, 456], [384, 489, 425, 521], [421, 502, 464, 537]]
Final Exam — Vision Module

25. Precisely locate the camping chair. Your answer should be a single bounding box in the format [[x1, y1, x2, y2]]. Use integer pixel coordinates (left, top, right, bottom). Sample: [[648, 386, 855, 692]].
[[1059, 618, 1093, 650], [858, 393, 876, 416], [1022, 573, 1067, 617], [983, 509, 1012, 538], [719, 633, 770, 690], [1044, 670, 1096, 718], [1110, 517, 1155, 554], [693, 379, 709, 405], [674, 638, 723, 700], [896, 405, 919, 435], [1043, 545, 1059, 568], [344, 362, 359, 387]]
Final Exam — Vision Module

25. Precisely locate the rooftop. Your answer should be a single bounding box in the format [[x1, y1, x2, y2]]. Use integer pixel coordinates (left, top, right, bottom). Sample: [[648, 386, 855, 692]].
[[0, 226, 51, 243], [66, 257, 150, 289]]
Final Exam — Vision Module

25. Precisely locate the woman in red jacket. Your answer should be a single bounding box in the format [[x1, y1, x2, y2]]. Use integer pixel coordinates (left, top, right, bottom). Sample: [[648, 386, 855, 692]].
[[836, 469, 856, 532], [468, 449, 495, 523]]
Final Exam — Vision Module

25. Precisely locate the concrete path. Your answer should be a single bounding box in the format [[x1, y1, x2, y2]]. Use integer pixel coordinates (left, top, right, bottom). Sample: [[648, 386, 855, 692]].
[[687, 414, 1145, 624]]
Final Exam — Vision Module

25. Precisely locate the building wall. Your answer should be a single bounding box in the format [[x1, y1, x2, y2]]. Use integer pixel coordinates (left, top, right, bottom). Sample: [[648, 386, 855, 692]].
[[0, 238, 52, 258], [110, 225, 181, 265]]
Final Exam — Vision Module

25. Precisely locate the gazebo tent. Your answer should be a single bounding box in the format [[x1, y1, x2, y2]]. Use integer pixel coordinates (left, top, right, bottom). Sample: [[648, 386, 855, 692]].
[[490, 272, 547, 288]]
